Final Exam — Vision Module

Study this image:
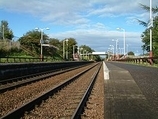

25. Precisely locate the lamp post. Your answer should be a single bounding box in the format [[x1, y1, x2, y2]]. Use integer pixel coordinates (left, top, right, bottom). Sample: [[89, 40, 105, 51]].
[[63, 39, 69, 60], [2, 25, 4, 40], [107, 50, 110, 60], [112, 39, 118, 56], [35, 27, 49, 61], [119, 48, 124, 55], [66, 40, 69, 60], [86, 51, 88, 60], [83, 50, 87, 60], [109, 45, 114, 55], [73, 45, 77, 60], [79, 47, 83, 60], [77, 46, 80, 56], [126, 44, 129, 56], [110, 45, 114, 60], [73, 45, 76, 56], [119, 48, 121, 55], [117, 28, 125, 57], [149, 0, 153, 57]]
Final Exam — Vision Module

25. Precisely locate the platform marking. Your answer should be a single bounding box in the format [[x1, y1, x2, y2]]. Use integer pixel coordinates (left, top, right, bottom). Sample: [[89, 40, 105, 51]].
[[103, 62, 109, 80]]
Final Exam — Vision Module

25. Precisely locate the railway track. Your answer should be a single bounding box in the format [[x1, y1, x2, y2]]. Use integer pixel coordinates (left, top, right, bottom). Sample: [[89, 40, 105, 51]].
[[0, 62, 103, 118], [0, 64, 89, 93]]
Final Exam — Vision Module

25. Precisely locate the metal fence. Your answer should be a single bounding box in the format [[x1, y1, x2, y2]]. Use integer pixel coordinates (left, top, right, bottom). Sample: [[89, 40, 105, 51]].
[[115, 57, 158, 66]]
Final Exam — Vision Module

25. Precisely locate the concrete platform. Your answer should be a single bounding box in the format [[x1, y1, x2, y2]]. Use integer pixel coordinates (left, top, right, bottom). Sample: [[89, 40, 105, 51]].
[[104, 62, 158, 119]]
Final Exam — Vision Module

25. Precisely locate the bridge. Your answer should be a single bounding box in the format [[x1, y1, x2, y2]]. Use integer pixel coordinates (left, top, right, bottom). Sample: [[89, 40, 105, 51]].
[[80, 52, 108, 56], [91, 52, 108, 55]]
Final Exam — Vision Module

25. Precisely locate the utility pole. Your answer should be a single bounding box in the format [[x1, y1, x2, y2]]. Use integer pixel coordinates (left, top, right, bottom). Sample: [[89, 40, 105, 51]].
[[2, 25, 4, 40], [149, 0, 153, 57]]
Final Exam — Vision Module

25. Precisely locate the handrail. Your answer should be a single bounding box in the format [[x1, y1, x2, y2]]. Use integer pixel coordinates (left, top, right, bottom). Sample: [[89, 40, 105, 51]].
[[20, 45, 38, 57], [115, 57, 158, 65]]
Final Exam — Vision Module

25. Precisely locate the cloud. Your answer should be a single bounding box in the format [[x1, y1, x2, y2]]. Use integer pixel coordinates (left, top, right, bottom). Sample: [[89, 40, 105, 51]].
[[50, 28, 142, 52], [0, 0, 91, 25], [0, 0, 152, 54], [87, 0, 148, 16], [0, 0, 155, 25]]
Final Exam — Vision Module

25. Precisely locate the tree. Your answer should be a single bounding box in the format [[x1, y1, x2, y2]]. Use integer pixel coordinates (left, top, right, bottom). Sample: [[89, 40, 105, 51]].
[[138, 4, 158, 27], [0, 20, 14, 40], [79, 45, 99, 61], [61, 38, 77, 60], [139, 4, 158, 56], [140, 4, 158, 14], [141, 16, 158, 56], [19, 30, 63, 59], [19, 30, 49, 57], [128, 51, 135, 55], [48, 38, 61, 58]]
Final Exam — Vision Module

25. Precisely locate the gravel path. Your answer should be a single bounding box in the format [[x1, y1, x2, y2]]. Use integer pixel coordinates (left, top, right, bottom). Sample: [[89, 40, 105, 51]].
[[81, 65, 104, 119], [22, 63, 101, 118], [0, 63, 95, 117]]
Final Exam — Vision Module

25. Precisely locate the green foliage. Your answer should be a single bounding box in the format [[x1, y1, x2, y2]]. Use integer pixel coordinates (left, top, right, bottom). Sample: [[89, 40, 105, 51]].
[[139, 3, 158, 14], [19, 30, 42, 45], [19, 30, 49, 57], [128, 51, 135, 55], [0, 20, 14, 40], [94, 55, 102, 61], [141, 16, 158, 56], [61, 38, 77, 60], [79, 45, 101, 61], [0, 47, 22, 57], [0, 48, 7, 57], [49, 38, 61, 56], [80, 45, 94, 53], [19, 33, 83, 60], [0, 20, 99, 61], [139, 4, 158, 56], [137, 19, 148, 27], [8, 48, 23, 56]]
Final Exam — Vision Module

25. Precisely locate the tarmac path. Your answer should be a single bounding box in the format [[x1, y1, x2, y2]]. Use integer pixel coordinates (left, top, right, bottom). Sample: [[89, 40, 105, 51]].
[[104, 61, 158, 119]]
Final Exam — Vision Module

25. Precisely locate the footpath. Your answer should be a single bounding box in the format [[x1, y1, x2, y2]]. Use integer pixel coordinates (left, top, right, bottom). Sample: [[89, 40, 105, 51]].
[[103, 62, 158, 119]]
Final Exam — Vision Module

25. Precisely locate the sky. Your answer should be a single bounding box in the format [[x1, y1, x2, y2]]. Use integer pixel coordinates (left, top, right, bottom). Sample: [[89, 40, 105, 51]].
[[0, 0, 157, 55]]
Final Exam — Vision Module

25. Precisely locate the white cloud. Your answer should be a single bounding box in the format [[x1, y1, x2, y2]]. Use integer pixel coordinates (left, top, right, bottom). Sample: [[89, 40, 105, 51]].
[[0, 0, 155, 25], [0, 0, 91, 25], [87, 0, 147, 16], [1, 0, 154, 54], [50, 28, 142, 52]]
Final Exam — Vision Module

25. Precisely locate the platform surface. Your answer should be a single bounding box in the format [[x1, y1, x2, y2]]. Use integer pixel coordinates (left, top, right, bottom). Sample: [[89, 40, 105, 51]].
[[104, 62, 158, 119]]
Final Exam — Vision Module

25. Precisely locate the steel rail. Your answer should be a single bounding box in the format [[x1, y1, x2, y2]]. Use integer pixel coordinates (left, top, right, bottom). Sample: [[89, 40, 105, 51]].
[[71, 62, 102, 119], [1, 63, 99, 119], [0, 64, 89, 93], [0, 63, 89, 84]]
